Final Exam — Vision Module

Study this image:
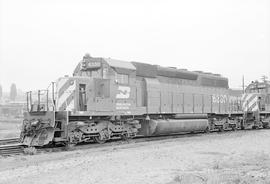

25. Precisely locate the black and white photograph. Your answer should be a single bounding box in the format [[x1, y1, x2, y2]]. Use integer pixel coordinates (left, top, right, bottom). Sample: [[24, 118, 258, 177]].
[[0, 0, 270, 183]]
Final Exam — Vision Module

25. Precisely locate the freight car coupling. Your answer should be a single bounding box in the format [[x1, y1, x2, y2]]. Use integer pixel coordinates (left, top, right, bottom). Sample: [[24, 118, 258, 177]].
[[19, 54, 270, 147]]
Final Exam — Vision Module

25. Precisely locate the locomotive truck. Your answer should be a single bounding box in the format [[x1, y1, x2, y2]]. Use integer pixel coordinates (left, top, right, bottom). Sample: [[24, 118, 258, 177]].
[[20, 54, 270, 146]]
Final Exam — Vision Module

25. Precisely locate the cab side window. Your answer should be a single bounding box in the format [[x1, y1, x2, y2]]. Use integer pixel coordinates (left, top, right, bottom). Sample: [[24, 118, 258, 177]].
[[95, 79, 110, 98], [79, 84, 87, 111], [267, 94, 270, 104], [115, 73, 129, 84]]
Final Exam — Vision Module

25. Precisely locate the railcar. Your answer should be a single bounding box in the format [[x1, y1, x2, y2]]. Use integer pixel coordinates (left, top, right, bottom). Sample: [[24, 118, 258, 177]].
[[19, 54, 269, 146]]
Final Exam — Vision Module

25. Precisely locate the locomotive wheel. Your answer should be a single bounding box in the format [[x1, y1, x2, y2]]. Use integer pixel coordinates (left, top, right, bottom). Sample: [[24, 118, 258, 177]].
[[240, 121, 245, 130], [263, 123, 270, 129], [204, 127, 210, 133], [121, 133, 129, 141], [231, 125, 236, 131], [93, 135, 106, 144], [218, 126, 224, 132]]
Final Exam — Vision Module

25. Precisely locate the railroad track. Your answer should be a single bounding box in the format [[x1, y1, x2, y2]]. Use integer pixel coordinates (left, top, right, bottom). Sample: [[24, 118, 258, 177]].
[[0, 128, 267, 157], [0, 137, 20, 145], [0, 144, 25, 156], [0, 131, 205, 156], [43, 128, 262, 154]]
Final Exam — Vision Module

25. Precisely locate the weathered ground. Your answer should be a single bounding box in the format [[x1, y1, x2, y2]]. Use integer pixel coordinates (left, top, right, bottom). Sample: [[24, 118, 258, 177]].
[[1, 130, 270, 184]]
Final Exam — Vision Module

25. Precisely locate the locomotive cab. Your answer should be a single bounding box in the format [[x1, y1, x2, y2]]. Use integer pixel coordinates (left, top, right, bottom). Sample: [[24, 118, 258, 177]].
[[242, 80, 270, 129], [244, 80, 270, 112]]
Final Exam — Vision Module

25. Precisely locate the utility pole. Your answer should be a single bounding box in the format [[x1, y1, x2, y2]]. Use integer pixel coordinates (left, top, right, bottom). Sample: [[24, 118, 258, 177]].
[[242, 75, 245, 93], [52, 82, 55, 106]]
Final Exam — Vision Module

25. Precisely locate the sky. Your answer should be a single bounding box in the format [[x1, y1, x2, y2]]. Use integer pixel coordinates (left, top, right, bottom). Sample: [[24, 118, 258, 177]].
[[0, 0, 269, 92]]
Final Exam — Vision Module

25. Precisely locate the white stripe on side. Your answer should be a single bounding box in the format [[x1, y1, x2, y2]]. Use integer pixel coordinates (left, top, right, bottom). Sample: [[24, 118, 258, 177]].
[[66, 99, 75, 111], [56, 81, 76, 110], [251, 105, 259, 112], [243, 94, 258, 112], [242, 94, 254, 109], [56, 78, 68, 93]]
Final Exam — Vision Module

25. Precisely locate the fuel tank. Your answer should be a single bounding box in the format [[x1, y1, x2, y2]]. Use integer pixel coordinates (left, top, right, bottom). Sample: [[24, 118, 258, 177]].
[[173, 113, 208, 119], [139, 119, 209, 136]]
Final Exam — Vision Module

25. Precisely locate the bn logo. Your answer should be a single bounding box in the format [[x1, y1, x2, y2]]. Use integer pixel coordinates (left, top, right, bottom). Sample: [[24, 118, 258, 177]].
[[116, 86, 130, 99]]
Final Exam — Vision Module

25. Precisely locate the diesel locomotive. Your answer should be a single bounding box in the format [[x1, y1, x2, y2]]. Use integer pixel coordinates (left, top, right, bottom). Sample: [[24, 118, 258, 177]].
[[241, 80, 270, 129], [20, 54, 270, 146]]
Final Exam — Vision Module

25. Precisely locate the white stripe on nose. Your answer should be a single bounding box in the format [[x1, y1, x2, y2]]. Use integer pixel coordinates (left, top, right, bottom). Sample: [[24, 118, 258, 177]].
[[56, 81, 76, 110]]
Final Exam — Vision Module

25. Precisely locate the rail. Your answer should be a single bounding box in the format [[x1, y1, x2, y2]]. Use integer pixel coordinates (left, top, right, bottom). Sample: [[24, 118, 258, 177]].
[[0, 128, 268, 157], [0, 144, 24, 156], [0, 137, 20, 145]]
